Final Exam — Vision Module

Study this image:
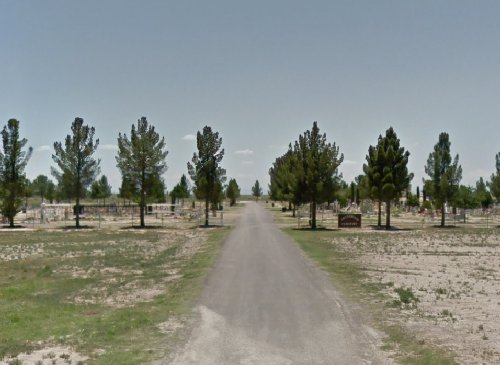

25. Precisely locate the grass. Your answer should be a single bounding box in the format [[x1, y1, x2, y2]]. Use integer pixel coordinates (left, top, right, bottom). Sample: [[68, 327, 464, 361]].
[[0, 226, 230, 364], [285, 228, 458, 365]]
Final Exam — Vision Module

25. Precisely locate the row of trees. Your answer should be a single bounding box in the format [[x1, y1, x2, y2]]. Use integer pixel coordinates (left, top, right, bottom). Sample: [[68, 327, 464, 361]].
[[0, 118, 244, 228], [270, 123, 500, 230]]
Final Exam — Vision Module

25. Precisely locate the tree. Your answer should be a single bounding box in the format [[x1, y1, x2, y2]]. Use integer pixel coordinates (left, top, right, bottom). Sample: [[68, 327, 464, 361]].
[[488, 152, 500, 203], [171, 174, 191, 208], [23, 177, 33, 209], [46, 179, 55, 203], [119, 176, 136, 204], [52, 118, 100, 228], [252, 180, 263, 201], [54, 170, 75, 203], [116, 117, 168, 227], [475, 177, 492, 209], [90, 175, 112, 206], [363, 127, 413, 229], [424, 132, 462, 227], [147, 174, 167, 203], [269, 146, 303, 215], [0, 119, 33, 227], [187, 126, 226, 226], [32, 175, 56, 203], [349, 181, 356, 204], [294, 122, 343, 229], [455, 185, 479, 210], [226, 178, 241, 206], [406, 192, 420, 208]]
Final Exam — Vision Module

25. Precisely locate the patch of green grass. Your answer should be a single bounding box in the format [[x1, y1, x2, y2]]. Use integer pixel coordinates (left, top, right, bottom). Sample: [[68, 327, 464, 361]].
[[0, 227, 230, 364], [395, 287, 418, 304], [285, 228, 458, 365]]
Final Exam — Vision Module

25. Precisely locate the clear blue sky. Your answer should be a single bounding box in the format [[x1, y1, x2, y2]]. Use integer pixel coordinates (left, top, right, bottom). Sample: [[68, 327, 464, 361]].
[[1, 0, 499, 194]]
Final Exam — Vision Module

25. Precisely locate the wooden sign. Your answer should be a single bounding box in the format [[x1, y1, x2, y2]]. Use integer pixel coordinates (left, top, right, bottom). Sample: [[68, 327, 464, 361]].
[[338, 213, 362, 228]]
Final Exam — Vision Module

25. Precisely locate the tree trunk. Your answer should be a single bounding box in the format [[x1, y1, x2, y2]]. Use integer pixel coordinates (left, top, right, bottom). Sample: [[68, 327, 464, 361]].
[[377, 200, 382, 228], [311, 200, 317, 229], [292, 204, 296, 218], [385, 201, 391, 230], [76, 196, 80, 228], [171, 194, 176, 212], [140, 189, 145, 227], [441, 205, 445, 227], [205, 198, 209, 226]]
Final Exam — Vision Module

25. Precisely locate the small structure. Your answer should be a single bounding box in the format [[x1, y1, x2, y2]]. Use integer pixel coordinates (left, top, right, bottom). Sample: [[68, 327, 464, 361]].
[[41, 203, 72, 222]]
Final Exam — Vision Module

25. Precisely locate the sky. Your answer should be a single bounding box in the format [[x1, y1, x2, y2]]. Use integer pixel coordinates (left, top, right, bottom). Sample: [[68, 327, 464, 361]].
[[1, 0, 499, 194]]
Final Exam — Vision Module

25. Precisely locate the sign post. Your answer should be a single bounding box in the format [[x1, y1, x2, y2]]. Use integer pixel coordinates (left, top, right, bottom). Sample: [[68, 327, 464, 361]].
[[338, 213, 362, 228]]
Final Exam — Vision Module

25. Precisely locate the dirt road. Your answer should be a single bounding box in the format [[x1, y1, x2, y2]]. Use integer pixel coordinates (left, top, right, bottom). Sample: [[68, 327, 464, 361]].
[[166, 203, 389, 365]]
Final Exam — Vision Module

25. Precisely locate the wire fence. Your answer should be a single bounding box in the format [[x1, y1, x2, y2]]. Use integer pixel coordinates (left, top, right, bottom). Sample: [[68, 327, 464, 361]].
[[2, 204, 227, 230], [294, 208, 500, 230]]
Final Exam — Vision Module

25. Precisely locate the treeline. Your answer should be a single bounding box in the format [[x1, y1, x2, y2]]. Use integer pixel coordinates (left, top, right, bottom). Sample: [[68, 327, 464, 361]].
[[0, 118, 241, 228], [269, 123, 500, 230]]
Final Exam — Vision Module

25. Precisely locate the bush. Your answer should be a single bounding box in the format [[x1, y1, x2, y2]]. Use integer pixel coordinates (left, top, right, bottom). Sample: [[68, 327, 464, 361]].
[[394, 287, 418, 304]]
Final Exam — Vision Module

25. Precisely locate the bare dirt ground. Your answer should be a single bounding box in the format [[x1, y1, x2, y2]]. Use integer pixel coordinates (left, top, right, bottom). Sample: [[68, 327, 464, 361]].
[[326, 228, 500, 364], [0, 207, 242, 365]]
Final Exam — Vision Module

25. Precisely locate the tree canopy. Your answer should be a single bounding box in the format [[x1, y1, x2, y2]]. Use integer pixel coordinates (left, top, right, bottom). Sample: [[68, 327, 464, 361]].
[[269, 123, 343, 227], [52, 117, 100, 228], [268, 145, 303, 214], [32, 175, 56, 203], [424, 132, 462, 227], [170, 174, 190, 207], [226, 178, 240, 206], [488, 152, 500, 203], [0, 119, 33, 227], [90, 175, 112, 205], [116, 117, 168, 227], [187, 126, 226, 226], [251, 180, 263, 201], [363, 127, 413, 229]]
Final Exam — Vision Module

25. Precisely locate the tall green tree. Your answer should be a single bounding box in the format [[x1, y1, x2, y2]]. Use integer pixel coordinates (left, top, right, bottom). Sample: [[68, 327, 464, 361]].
[[170, 174, 191, 208], [187, 126, 226, 226], [363, 127, 413, 229], [226, 178, 241, 206], [424, 132, 462, 227], [0, 119, 33, 227], [32, 175, 56, 203], [488, 152, 500, 203], [147, 174, 167, 203], [90, 175, 112, 206], [52, 118, 100, 228], [116, 117, 168, 227], [294, 122, 343, 229], [475, 177, 492, 209], [269, 146, 303, 215], [364, 143, 384, 226], [54, 171, 76, 203], [251, 180, 263, 201], [119, 176, 136, 204], [455, 185, 479, 209]]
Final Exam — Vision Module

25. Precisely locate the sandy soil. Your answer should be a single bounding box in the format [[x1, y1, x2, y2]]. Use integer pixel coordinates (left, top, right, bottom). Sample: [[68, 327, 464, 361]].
[[328, 229, 500, 364], [0, 209, 235, 364], [0, 346, 88, 365]]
